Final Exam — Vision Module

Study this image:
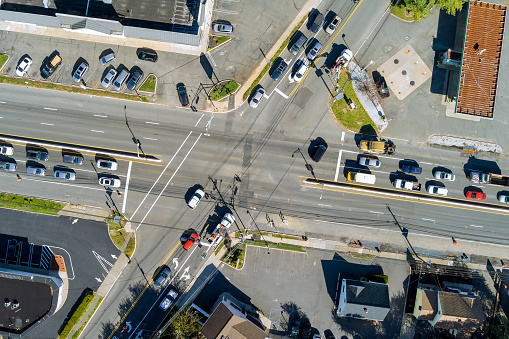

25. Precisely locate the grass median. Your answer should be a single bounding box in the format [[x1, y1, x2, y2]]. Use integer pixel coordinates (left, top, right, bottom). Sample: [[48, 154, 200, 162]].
[[139, 75, 156, 92], [71, 297, 103, 339], [210, 81, 240, 101], [0, 192, 65, 215], [59, 293, 95, 339], [107, 213, 135, 257]]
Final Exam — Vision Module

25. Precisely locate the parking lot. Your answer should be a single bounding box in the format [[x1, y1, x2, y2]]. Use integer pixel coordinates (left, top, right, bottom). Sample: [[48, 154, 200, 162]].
[[0, 235, 53, 269]]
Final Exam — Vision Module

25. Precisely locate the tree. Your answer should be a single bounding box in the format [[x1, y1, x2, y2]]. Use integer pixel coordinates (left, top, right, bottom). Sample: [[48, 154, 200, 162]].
[[404, 0, 434, 22], [435, 0, 468, 15], [165, 308, 203, 339]]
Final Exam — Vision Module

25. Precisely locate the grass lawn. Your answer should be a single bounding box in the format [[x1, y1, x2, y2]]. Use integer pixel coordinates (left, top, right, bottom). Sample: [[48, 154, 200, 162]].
[[331, 71, 378, 134], [223, 243, 246, 269], [0, 75, 149, 102], [0, 193, 65, 215], [246, 239, 306, 252], [107, 213, 135, 257], [242, 15, 307, 101], [0, 54, 8, 68], [59, 293, 95, 339], [71, 297, 103, 339], [208, 36, 231, 50], [139, 75, 156, 92], [209, 80, 240, 101], [390, 3, 413, 21]]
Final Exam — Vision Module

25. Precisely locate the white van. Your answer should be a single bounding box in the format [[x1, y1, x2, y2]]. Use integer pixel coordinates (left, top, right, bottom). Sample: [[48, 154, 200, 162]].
[[293, 60, 310, 82], [112, 69, 129, 91], [347, 172, 376, 184]]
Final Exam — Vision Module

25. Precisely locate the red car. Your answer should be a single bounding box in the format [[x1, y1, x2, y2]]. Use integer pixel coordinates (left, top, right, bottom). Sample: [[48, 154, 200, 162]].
[[466, 191, 486, 200], [183, 232, 199, 251]]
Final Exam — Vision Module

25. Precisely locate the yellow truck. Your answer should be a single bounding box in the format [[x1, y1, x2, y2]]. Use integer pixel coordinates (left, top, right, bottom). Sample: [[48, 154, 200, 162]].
[[360, 140, 395, 155]]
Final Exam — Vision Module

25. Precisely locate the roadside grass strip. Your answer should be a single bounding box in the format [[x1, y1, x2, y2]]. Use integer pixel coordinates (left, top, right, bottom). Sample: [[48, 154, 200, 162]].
[[59, 293, 95, 339], [70, 297, 103, 339], [0, 192, 65, 215], [210, 81, 240, 101], [107, 213, 135, 257]]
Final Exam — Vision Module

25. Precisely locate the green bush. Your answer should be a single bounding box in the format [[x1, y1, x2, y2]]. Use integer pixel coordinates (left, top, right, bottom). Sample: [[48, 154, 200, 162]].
[[59, 293, 95, 338], [209, 81, 240, 101], [369, 274, 389, 284]]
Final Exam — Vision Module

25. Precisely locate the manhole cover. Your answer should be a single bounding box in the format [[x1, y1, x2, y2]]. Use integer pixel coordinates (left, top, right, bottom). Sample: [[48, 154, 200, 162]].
[[394, 59, 399, 64], [402, 70, 407, 75], [410, 81, 415, 86]]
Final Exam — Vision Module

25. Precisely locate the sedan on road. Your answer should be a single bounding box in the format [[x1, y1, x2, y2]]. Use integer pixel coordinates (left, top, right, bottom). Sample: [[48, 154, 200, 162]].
[[72, 62, 89, 83], [126, 70, 144, 91], [26, 166, 45, 176], [401, 165, 422, 174], [293, 61, 309, 82], [498, 195, 509, 204], [221, 213, 235, 229], [271, 60, 288, 81], [427, 185, 448, 196], [0, 145, 14, 155], [249, 87, 265, 108], [358, 156, 380, 168], [27, 150, 48, 161], [213, 24, 233, 33], [312, 140, 328, 162], [54, 169, 76, 180], [96, 159, 118, 170], [16, 56, 32, 77], [183, 232, 199, 251], [177, 83, 190, 107], [466, 191, 486, 200], [63, 154, 84, 165], [159, 289, 178, 311], [434, 171, 455, 181], [154, 267, 171, 287], [187, 188, 204, 209], [325, 14, 341, 34], [101, 68, 117, 89], [99, 177, 121, 188], [307, 41, 322, 60]]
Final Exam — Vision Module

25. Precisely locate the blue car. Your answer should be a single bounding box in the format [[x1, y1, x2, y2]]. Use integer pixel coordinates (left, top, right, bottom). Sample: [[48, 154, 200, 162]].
[[271, 60, 288, 81], [401, 165, 422, 174]]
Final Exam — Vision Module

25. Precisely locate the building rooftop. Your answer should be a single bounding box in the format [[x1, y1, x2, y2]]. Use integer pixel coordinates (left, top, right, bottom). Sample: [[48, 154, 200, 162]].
[[456, 0, 507, 118], [341, 279, 391, 321]]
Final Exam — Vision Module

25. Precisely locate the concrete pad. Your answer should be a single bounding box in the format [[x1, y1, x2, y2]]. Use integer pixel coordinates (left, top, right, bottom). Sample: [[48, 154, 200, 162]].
[[377, 44, 432, 100]]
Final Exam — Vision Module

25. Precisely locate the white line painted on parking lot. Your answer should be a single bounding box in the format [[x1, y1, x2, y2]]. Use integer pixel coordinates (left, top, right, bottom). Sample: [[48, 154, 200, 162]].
[[370, 211, 384, 214], [274, 87, 289, 99], [145, 121, 159, 125], [318, 204, 331, 207], [213, 8, 238, 15], [0, 101, 6, 104], [47, 245, 75, 280], [341, 131, 345, 142], [94, 114, 108, 118], [195, 114, 204, 127], [422, 218, 435, 222], [470, 224, 484, 228], [334, 149, 343, 182], [91, 130, 104, 133], [136, 133, 202, 231], [122, 161, 132, 214], [40, 123, 54, 126], [44, 107, 57, 111], [142, 137, 158, 141]]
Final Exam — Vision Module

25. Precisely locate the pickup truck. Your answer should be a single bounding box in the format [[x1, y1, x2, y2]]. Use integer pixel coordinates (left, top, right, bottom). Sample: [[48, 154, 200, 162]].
[[394, 179, 421, 191], [401, 165, 422, 174], [469, 171, 509, 186]]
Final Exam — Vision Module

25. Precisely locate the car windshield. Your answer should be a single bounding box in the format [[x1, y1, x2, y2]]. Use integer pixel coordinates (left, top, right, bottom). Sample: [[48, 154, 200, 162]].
[[252, 98, 259, 104], [296, 73, 303, 78]]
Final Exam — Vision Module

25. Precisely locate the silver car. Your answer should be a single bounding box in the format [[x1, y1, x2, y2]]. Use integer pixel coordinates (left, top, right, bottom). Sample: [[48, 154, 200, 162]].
[[72, 62, 89, 83], [0, 161, 15, 172], [249, 87, 265, 108], [54, 169, 76, 180], [358, 157, 381, 168], [126, 70, 144, 91], [159, 289, 178, 311], [213, 24, 233, 33], [99, 52, 116, 66], [434, 171, 455, 181], [101, 69, 117, 89], [26, 166, 45, 176], [154, 268, 171, 287], [307, 41, 322, 60]]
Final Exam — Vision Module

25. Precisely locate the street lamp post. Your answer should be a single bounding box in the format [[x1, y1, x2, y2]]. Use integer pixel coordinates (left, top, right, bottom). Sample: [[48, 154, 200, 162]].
[[292, 148, 318, 182], [361, 60, 374, 72]]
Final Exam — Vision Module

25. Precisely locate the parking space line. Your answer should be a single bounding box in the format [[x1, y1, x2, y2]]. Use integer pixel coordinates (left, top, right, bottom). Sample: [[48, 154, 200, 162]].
[[274, 87, 289, 99], [334, 149, 343, 181], [47, 245, 75, 280], [142, 137, 158, 141], [146, 121, 160, 125], [44, 107, 57, 111], [40, 123, 54, 126], [122, 161, 132, 214], [94, 114, 108, 118], [91, 130, 104, 133]]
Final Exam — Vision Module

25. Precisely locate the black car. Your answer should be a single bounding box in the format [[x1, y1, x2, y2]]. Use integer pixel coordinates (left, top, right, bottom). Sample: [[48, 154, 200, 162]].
[[271, 60, 288, 81], [290, 317, 301, 337], [376, 76, 390, 98], [177, 83, 189, 107], [310, 13, 324, 33], [401, 164, 422, 174], [27, 150, 49, 161], [312, 140, 328, 162], [137, 50, 158, 62], [302, 321, 312, 339], [7, 239, 19, 260]]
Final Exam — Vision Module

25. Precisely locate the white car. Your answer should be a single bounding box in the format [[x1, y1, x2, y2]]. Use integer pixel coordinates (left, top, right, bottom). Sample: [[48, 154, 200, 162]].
[[73, 62, 89, 83], [16, 56, 32, 77], [427, 185, 448, 196], [434, 171, 455, 181], [221, 213, 235, 229], [159, 289, 178, 311], [249, 87, 265, 108], [0, 146, 14, 155], [358, 156, 380, 168], [96, 159, 118, 170], [325, 15, 341, 34], [101, 68, 117, 89], [213, 24, 233, 33], [187, 188, 204, 209], [54, 169, 76, 180], [499, 195, 509, 204], [293, 61, 309, 82], [99, 176, 121, 188]]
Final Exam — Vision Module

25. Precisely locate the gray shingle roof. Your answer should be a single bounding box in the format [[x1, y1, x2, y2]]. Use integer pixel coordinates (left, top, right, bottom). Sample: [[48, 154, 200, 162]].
[[341, 279, 390, 321]]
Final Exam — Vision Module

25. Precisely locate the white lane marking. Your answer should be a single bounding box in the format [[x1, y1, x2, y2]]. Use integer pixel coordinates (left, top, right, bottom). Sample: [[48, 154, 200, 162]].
[[94, 114, 108, 118], [195, 114, 204, 127], [318, 204, 331, 207], [142, 137, 158, 141], [385, 136, 409, 142], [341, 131, 345, 142], [422, 218, 435, 222], [146, 121, 160, 125], [0, 117, 3, 119], [334, 149, 343, 182], [47, 245, 75, 280], [40, 123, 54, 126], [341, 149, 444, 166], [91, 130, 104, 133], [274, 87, 289, 99], [470, 224, 484, 228], [75, 167, 127, 178], [44, 107, 57, 111], [420, 162, 433, 165], [370, 211, 384, 214], [0, 101, 6, 104], [10, 175, 120, 192], [122, 161, 132, 214], [92, 250, 114, 274], [131, 130, 193, 219], [136, 133, 202, 231]]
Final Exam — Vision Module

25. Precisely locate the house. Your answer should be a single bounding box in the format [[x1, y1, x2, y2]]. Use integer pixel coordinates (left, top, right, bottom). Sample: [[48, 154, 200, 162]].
[[201, 297, 267, 339], [413, 288, 485, 331], [336, 278, 391, 322]]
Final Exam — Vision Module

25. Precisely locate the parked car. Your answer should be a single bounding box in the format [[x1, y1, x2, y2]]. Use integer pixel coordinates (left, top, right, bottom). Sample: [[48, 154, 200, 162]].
[[99, 176, 121, 188], [27, 150, 48, 161], [112, 69, 129, 91], [54, 169, 76, 180], [41, 54, 62, 78], [154, 267, 170, 287], [290, 317, 301, 337], [99, 52, 116, 66], [290, 34, 307, 55], [325, 14, 341, 34], [307, 40, 322, 60], [102, 68, 117, 89], [137, 50, 158, 62], [221, 213, 235, 229], [0, 161, 16, 172], [63, 154, 84, 165], [401, 164, 422, 174], [313, 335, 322, 339], [466, 191, 486, 200], [213, 24, 233, 33], [177, 83, 190, 107], [293, 60, 309, 82], [187, 188, 204, 209], [26, 166, 45, 176], [0, 145, 14, 155], [16, 56, 32, 77], [249, 87, 265, 108], [358, 156, 380, 168], [159, 289, 178, 311], [126, 70, 144, 91], [312, 140, 328, 162], [96, 159, 118, 170], [376, 77, 390, 99], [309, 12, 324, 33], [499, 195, 509, 203], [271, 59, 288, 81], [7, 239, 19, 259], [302, 321, 312, 338], [434, 171, 455, 181], [183, 232, 199, 251], [427, 185, 448, 196], [72, 61, 89, 83]]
